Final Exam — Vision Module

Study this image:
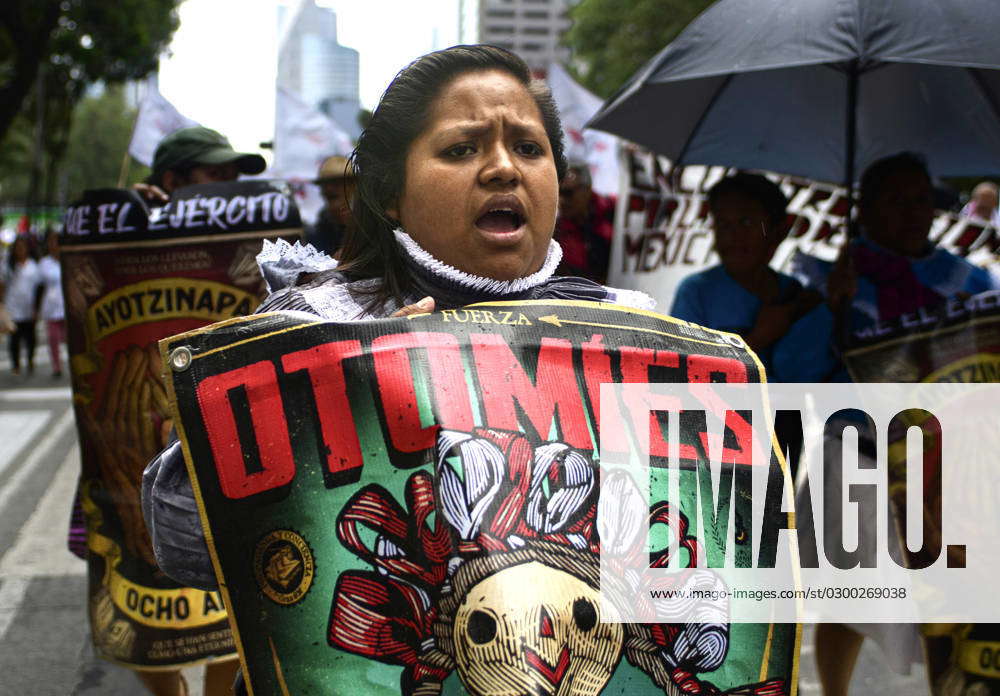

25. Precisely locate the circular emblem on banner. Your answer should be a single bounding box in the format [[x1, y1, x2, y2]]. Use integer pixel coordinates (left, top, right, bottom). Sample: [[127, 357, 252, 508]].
[[254, 529, 314, 605]]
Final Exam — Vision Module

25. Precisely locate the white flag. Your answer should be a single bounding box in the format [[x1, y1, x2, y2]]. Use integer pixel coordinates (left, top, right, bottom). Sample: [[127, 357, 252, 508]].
[[271, 87, 353, 180], [270, 87, 354, 222], [128, 76, 200, 166], [547, 63, 620, 196]]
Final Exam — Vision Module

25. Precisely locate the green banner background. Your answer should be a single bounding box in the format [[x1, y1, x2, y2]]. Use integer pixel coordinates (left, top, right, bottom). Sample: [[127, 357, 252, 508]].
[[167, 301, 799, 695]]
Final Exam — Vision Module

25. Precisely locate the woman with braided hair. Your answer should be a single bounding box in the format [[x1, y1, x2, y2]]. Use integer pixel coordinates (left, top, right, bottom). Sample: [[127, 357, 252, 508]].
[[144, 45, 793, 695]]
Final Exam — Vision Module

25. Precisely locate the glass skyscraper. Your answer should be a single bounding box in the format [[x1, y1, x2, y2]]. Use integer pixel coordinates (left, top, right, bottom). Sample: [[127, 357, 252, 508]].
[[278, 1, 362, 139]]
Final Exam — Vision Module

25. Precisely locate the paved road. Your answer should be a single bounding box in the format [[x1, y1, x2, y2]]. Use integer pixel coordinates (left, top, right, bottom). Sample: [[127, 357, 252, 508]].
[[0, 338, 931, 695], [0, 343, 211, 696]]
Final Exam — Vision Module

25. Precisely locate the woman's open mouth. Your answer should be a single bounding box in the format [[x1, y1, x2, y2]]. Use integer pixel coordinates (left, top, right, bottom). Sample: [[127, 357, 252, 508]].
[[476, 209, 525, 234], [474, 195, 528, 243]]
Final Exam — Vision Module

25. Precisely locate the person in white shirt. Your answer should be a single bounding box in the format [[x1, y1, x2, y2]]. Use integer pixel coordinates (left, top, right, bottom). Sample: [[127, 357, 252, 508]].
[[38, 231, 65, 377], [2, 236, 40, 375]]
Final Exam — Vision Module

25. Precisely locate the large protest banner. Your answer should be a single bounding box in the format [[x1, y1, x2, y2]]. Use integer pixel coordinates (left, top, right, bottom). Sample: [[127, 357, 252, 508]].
[[843, 290, 1000, 385], [164, 301, 798, 696], [63, 181, 300, 668], [612, 148, 1000, 309], [843, 290, 1000, 695]]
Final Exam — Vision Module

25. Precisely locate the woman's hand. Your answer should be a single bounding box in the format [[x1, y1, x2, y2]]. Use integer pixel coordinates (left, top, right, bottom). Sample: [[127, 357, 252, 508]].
[[131, 182, 169, 204], [744, 302, 798, 351], [826, 243, 857, 310], [390, 296, 435, 317]]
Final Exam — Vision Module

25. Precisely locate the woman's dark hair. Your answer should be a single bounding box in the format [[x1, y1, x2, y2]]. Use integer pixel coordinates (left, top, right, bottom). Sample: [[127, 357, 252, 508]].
[[708, 172, 788, 228], [8, 235, 33, 271], [338, 44, 568, 309], [859, 151, 931, 212]]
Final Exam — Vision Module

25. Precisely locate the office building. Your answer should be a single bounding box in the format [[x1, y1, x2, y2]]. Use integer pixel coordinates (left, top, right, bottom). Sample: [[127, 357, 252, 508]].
[[278, 0, 362, 139], [477, 0, 574, 75]]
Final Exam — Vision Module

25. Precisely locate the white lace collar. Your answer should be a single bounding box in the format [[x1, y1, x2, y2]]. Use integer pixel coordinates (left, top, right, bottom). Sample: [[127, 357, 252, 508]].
[[392, 228, 563, 294]]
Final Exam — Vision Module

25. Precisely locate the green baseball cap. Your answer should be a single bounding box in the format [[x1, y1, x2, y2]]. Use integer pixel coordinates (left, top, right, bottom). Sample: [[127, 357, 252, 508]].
[[150, 126, 266, 184]]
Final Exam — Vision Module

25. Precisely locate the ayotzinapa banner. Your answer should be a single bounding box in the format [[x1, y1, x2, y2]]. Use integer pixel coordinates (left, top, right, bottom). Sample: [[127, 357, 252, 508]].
[[164, 300, 799, 696], [62, 181, 300, 668], [843, 289, 1000, 385], [843, 290, 1000, 695]]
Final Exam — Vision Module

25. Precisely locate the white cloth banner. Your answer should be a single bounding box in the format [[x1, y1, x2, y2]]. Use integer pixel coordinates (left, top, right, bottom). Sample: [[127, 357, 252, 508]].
[[127, 76, 200, 167], [611, 148, 1000, 310], [270, 87, 354, 223], [546, 63, 620, 196]]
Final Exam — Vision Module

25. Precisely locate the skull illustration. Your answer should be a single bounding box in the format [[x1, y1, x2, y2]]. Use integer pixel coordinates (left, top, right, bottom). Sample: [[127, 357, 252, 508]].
[[329, 433, 788, 696], [451, 561, 623, 696]]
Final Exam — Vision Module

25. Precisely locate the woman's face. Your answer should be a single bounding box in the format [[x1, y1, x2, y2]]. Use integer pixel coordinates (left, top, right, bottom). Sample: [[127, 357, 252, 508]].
[[862, 168, 935, 257], [389, 70, 559, 280], [12, 238, 28, 262], [711, 191, 780, 277]]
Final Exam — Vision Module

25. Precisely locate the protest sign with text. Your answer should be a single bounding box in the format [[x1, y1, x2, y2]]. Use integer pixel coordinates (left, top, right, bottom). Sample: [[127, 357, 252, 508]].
[[612, 148, 1000, 309], [62, 181, 300, 668], [164, 302, 798, 696], [840, 289, 1000, 693]]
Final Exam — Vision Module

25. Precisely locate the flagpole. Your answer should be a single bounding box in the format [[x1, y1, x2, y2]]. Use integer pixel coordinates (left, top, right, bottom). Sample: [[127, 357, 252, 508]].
[[116, 148, 132, 188], [119, 74, 147, 187]]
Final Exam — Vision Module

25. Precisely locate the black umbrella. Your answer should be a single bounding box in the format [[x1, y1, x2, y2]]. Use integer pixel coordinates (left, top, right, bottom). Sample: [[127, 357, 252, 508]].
[[588, 0, 1000, 193]]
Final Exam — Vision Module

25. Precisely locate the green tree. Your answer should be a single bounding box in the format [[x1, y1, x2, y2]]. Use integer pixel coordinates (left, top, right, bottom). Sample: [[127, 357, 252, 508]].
[[0, 85, 148, 207], [564, 0, 714, 99], [61, 86, 150, 202], [0, 0, 181, 142], [0, 110, 34, 206], [1, 1, 180, 208]]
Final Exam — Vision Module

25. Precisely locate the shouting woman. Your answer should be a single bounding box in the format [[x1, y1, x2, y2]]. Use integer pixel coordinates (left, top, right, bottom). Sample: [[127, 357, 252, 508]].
[[145, 45, 792, 696]]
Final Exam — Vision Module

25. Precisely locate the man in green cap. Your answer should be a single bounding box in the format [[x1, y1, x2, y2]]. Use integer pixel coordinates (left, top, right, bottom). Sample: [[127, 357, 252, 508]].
[[134, 126, 267, 203]]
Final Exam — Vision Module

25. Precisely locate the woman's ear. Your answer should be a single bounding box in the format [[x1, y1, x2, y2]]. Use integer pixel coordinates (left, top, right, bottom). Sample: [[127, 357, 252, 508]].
[[385, 202, 399, 222]]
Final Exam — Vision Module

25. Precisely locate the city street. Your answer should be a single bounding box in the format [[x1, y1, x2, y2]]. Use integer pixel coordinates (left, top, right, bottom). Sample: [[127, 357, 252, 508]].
[[0, 345, 930, 696], [0, 346, 209, 696]]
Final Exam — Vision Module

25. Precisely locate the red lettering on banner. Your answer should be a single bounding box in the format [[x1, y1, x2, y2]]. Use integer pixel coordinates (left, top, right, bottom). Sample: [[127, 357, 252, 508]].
[[581, 334, 626, 453], [687, 355, 753, 465], [614, 350, 754, 463], [682, 229, 711, 265], [371, 331, 474, 452], [581, 334, 612, 417], [471, 334, 591, 450], [618, 346, 684, 458], [196, 360, 295, 499], [687, 354, 749, 383], [622, 231, 644, 274], [645, 198, 662, 229], [282, 340, 364, 482], [641, 231, 667, 272]]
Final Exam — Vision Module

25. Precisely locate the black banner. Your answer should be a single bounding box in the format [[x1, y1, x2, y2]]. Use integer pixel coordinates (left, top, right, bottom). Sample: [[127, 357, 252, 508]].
[[64, 183, 300, 668], [165, 301, 798, 696]]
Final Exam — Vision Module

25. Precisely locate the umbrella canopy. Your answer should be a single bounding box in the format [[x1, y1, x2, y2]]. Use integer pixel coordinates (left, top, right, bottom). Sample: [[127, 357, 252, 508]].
[[588, 0, 1000, 184]]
